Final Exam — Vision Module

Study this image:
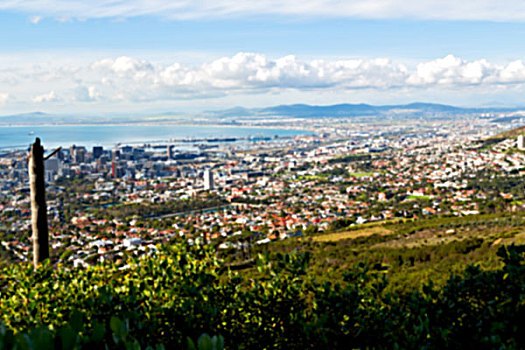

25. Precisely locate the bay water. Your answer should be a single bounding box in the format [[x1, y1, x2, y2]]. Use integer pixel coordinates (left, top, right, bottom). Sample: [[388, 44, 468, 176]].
[[0, 125, 311, 150]]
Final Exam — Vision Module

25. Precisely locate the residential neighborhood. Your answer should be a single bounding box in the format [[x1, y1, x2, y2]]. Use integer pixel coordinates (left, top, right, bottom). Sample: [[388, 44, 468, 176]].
[[1, 117, 524, 266]]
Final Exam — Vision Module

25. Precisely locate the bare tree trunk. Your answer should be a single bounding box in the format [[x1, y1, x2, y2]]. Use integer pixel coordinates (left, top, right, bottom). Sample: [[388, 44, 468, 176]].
[[28, 137, 49, 268]]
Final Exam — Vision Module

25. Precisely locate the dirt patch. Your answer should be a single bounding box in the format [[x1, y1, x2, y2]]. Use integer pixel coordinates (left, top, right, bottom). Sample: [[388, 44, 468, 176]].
[[314, 226, 392, 242]]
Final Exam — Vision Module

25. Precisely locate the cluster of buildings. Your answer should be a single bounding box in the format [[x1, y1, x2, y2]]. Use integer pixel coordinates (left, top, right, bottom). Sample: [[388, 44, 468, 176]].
[[0, 118, 524, 265]]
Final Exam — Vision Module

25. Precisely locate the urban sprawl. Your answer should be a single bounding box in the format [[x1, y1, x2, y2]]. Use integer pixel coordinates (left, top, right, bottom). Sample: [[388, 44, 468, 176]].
[[1, 116, 524, 267]]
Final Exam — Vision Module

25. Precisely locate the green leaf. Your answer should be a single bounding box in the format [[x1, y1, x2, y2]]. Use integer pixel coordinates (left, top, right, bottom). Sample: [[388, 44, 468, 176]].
[[197, 334, 213, 350], [29, 327, 53, 350], [14, 333, 33, 350], [211, 335, 224, 350], [90, 322, 106, 342], [125, 340, 141, 350], [69, 311, 83, 332], [187, 336, 197, 350], [59, 326, 77, 350], [110, 317, 122, 335]]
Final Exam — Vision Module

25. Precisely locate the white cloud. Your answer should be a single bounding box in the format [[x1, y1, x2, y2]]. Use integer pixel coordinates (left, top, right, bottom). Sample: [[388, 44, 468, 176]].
[[0, 93, 9, 104], [32, 91, 59, 103], [74, 85, 101, 102], [407, 55, 495, 85], [3, 53, 525, 109], [84, 53, 525, 100], [30, 15, 42, 24], [91, 56, 153, 78], [2, 0, 525, 21]]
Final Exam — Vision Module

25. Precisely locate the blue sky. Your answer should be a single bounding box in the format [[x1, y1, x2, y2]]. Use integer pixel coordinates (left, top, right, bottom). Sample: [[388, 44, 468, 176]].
[[2, 12, 524, 61], [1, 1, 525, 113]]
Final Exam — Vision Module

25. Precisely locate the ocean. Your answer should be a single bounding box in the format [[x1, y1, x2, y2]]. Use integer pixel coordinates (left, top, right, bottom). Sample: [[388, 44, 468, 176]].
[[0, 125, 311, 150]]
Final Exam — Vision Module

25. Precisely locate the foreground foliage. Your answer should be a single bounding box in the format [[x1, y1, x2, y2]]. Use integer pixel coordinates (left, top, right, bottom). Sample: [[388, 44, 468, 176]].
[[0, 242, 524, 349]]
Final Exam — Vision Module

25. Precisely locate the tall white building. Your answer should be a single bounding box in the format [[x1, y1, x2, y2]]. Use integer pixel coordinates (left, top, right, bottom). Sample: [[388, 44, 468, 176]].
[[518, 135, 525, 150], [204, 169, 214, 190]]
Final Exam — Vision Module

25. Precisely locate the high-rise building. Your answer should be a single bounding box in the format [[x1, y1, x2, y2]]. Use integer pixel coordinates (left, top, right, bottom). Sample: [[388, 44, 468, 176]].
[[69, 145, 76, 163], [204, 169, 214, 190], [167, 145, 173, 159], [56, 149, 64, 161], [44, 157, 60, 183], [75, 147, 86, 164], [44, 158, 60, 173], [111, 150, 117, 178], [93, 146, 104, 159], [70, 145, 86, 164], [518, 135, 524, 150]]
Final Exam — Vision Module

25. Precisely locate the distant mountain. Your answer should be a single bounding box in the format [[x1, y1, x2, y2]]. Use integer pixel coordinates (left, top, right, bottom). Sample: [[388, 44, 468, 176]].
[[207, 102, 523, 119], [0, 111, 95, 125], [259, 103, 379, 117], [0, 112, 51, 124], [260, 103, 464, 117], [381, 102, 466, 112], [2, 103, 525, 126], [208, 106, 252, 117], [0, 112, 141, 126]]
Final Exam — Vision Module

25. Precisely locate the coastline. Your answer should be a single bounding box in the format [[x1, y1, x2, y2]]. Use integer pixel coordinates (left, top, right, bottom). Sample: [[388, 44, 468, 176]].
[[0, 122, 314, 131], [0, 124, 315, 150]]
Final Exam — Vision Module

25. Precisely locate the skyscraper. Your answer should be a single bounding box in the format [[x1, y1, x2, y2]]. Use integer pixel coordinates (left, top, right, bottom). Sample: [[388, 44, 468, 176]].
[[93, 146, 104, 159], [204, 169, 214, 190]]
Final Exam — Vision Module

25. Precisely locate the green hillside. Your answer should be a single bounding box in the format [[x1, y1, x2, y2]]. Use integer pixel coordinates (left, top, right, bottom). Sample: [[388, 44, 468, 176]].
[[237, 211, 525, 293], [489, 125, 525, 140], [1, 218, 524, 349]]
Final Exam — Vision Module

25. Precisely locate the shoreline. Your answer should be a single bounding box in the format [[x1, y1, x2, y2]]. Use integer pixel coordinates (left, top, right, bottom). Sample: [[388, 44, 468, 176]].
[[0, 124, 316, 151], [0, 123, 314, 131]]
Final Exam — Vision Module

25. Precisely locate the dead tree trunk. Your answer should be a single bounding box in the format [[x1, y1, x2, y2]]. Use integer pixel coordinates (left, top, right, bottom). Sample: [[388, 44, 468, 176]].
[[28, 137, 49, 268]]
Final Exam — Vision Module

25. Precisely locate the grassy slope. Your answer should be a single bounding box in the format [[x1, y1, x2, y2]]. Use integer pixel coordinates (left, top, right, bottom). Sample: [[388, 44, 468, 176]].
[[490, 125, 525, 140], [238, 211, 525, 294]]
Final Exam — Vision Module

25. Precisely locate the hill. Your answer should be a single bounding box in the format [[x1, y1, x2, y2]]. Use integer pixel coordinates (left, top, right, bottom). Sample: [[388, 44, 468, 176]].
[[0, 111, 51, 124], [1, 232, 524, 349], [476, 124, 525, 149], [491, 125, 525, 139], [207, 102, 523, 120], [2, 103, 525, 125]]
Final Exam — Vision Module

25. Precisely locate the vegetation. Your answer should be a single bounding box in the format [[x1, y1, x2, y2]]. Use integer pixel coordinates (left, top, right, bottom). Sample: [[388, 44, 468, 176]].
[[1, 239, 524, 349], [489, 125, 525, 140], [238, 211, 525, 293]]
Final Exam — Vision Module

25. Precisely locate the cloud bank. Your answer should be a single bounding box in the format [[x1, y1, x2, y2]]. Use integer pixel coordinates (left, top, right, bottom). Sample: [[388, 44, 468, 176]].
[[32, 90, 59, 103], [2, 53, 525, 108], [2, 0, 525, 21]]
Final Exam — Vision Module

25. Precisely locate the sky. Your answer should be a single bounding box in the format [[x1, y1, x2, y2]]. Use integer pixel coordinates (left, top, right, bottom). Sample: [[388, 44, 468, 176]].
[[1, 1, 525, 114]]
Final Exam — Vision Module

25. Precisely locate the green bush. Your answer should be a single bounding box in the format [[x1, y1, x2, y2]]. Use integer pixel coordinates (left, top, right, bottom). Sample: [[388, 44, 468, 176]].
[[0, 242, 524, 349]]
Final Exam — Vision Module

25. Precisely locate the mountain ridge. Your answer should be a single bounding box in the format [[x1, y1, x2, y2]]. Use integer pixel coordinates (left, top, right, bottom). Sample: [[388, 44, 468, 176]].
[[2, 102, 525, 125], [208, 102, 525, 119]]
